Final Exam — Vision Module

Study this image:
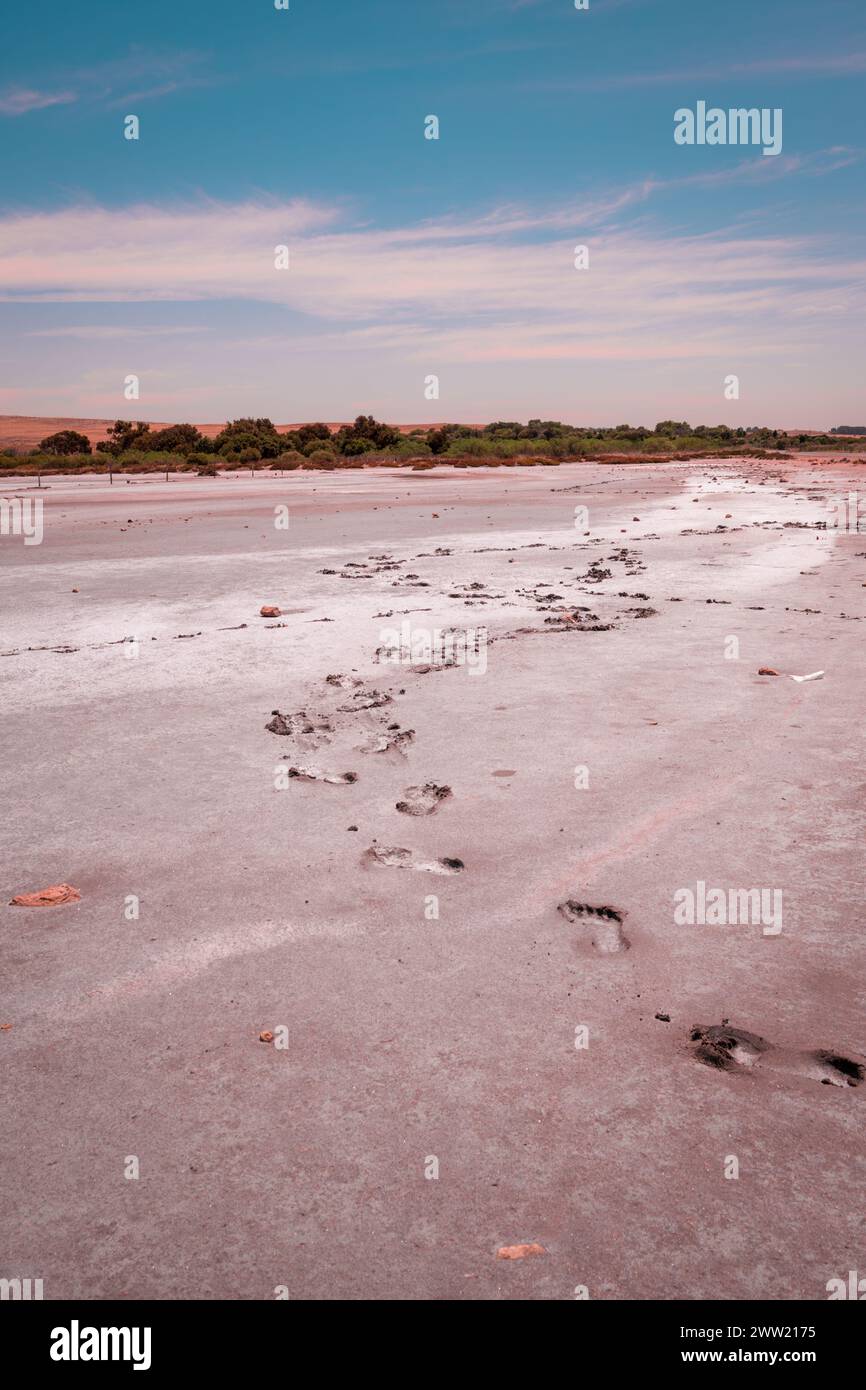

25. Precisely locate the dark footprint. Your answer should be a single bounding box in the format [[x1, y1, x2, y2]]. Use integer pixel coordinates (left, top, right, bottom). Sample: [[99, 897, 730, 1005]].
[[690, 1022, 864, 1089], [356, 727, 415, 756], [689, 1022, 769, 1072], [396, 783, 452, 816], [325, 673, 362, 689], [266, 710, 333, 745], [558, 899, 630, 953], [814, 1051, 864, 1087], [362, 846, 464, 875], [338, 689, 391, 712], [282, 764, 357, 785]]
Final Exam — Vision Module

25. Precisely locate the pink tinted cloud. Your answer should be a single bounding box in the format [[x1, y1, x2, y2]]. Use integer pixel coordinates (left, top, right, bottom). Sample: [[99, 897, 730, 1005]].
[[0, 188, 863, 373], [0, 87, 77, 116]]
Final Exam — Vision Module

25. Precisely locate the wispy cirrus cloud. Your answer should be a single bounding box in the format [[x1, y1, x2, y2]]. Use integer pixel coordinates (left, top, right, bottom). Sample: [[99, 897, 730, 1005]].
[[88, 49, 218, 108], [527, 48, 866, 92], [0, 87, 77, 116], [1, 175, 863, 373], [0, 46, 215, 117], [25, 324, 208, 340]]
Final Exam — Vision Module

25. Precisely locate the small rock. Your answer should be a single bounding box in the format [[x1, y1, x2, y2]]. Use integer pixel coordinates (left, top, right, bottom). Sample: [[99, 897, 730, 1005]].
[[266, 711, 293, 735]]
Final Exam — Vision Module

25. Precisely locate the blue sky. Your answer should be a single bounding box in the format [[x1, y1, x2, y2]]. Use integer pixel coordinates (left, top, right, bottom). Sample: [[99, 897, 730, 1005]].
[[0, 0, 864, 425]]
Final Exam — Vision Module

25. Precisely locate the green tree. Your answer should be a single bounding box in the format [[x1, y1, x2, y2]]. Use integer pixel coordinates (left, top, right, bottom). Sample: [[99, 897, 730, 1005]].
[[214, 418, 282, 458], [654, 420, 691, 438], [283, 423, 332, 452], [96, 421, 151, 455], [272, 450, 305, 470], [147, 423, 208, 455], [39, 429, 92, 455], [334, 415, 401, 455]]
